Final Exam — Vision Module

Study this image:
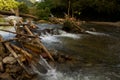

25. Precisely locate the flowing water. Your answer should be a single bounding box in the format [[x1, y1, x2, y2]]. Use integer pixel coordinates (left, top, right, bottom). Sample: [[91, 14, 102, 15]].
[[1, 23, 120, 80]]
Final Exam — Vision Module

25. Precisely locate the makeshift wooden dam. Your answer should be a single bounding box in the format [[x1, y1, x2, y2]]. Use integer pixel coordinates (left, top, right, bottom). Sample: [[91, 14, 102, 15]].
[[0, 20, 55, 74]]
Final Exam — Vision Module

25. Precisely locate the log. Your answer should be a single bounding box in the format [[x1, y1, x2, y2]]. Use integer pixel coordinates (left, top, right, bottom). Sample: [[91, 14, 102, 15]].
[[0, 38, 18, 43], [0, 10, 38, 20], [0, 23, 11, 26], [23, 43, 42, 54], [4, 42, 31, 74], [23, 25, 54, 61], [10, 44, 32, 61], [0, 29, 40, 39], [71, 21, 84, 32]]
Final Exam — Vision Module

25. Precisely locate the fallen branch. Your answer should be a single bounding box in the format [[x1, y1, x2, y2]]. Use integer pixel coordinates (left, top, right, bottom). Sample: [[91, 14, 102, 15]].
[[10, 44, 32, 61], [0, 29, 40, 39], [23, 43, 42, 54], [4, 42, 31, 74], [24, 25, 54, 61], [0, 10, 38, 19], [0, 38, 18, 43]]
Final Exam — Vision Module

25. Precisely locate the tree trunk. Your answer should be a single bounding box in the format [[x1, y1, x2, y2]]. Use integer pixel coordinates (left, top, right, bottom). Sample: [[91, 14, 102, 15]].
[[10, 8, 19, 16], [68, 0, 71, 17]]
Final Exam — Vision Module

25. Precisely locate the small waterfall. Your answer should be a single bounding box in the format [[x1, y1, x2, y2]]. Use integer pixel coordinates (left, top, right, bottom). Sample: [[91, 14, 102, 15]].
[[31, 55, 58, 80]]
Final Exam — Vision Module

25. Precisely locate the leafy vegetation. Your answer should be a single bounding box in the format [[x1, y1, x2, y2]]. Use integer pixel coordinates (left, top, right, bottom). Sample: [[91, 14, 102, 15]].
[[0, 0, 19, 10], [18, 2, 29, 14], [35, 0, 120, 21], [0, 0, 120, 21]]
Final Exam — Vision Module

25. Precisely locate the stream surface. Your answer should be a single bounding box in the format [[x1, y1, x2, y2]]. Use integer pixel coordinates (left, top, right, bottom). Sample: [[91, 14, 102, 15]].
[[1, 23, 120, 80]]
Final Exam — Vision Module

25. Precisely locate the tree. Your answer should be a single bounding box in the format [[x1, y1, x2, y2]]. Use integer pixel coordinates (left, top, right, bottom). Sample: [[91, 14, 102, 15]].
[[0, 0, 19, 10], [18, 2, 29, 14], [0, 0, 20, 16]]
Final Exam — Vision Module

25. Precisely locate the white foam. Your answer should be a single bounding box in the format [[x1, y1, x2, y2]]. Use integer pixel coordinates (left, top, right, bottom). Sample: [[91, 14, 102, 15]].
[[31, 55, 58, 80], [58, 30, 80, 39], [0, 27, 15, 39], [40, 35, 60, 43], [85, 31, 109, 36]]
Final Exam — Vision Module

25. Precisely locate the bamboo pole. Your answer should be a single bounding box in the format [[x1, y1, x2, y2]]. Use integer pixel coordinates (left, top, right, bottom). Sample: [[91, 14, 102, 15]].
[[24, 25, 54, 61]]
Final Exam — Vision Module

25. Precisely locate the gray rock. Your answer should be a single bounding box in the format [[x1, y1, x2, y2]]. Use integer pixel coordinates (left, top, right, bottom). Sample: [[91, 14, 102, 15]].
[[3, 56, 16, 64]]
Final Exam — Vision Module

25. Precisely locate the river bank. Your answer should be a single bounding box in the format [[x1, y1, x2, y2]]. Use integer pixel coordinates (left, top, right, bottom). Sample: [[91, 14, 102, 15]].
[[88, 21, 120, 27]]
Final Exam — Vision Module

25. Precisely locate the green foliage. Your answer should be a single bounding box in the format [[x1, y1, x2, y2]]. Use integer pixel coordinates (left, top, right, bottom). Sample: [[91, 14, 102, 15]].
[[36, 7, 51, 20], [35, 0, 120, 20], [0, 0, 19, 10], [17, 0, 34, 7], [18, 2, 29, 14], [36, 0, 54, 9]]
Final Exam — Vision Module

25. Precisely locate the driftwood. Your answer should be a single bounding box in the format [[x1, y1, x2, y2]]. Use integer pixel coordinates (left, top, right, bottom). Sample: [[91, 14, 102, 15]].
[[4, 42, 30, 73], [0, 19, 56, 75], [23, 25, 54, 61], [0, 23, 27, 26], [23, 43, 42, 53], [0, 38, 18, 43], [0, 23, 11, 26], [10, 44, 32, 61], [0, 10, 38, 20], [0, 29, 40, 39], [72, 21, 84, 32]]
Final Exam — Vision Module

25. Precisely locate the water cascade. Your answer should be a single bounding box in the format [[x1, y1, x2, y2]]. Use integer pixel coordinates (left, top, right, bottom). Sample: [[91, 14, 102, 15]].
[[1, 23, 120, 80]]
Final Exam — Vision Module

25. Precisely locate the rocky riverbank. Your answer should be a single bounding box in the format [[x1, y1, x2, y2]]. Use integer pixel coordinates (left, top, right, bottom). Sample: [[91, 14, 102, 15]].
[[87, 21, 120, 27]]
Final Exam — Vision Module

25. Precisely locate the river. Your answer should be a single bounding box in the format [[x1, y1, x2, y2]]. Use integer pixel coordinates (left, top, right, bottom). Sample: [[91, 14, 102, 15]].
[[0, 23, 120, 80]]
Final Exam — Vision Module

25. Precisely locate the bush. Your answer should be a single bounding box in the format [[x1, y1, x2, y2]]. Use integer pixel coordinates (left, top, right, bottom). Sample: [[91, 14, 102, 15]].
[[18, 2, 29, 14], [36, 7, 51, 20]]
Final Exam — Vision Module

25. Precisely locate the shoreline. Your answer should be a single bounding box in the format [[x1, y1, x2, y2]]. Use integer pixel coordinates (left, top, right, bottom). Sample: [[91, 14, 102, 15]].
[[87, 21, 120, 27]]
